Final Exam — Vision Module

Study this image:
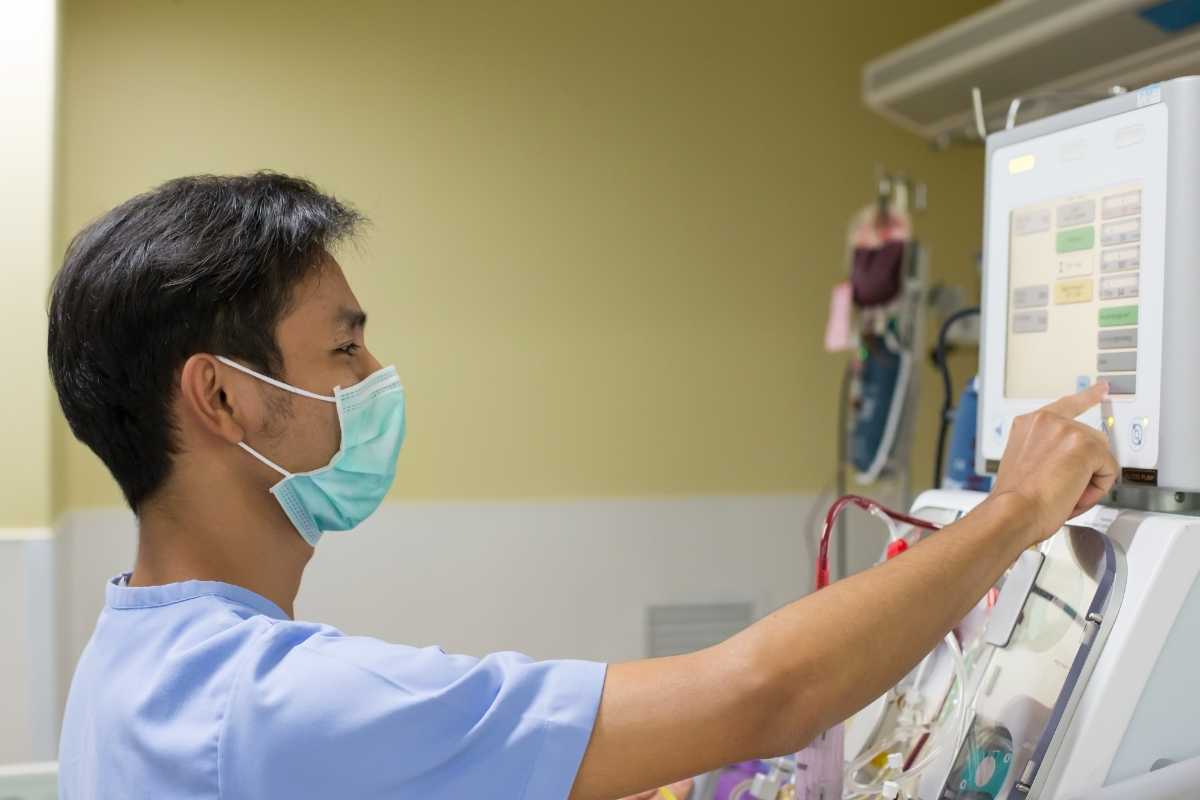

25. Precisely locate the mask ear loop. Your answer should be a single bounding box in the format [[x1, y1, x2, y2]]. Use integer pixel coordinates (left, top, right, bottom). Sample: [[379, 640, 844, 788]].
[[215, 355, 336, 477], [237, 441, 292, 478], [215, 355, 336, 402]]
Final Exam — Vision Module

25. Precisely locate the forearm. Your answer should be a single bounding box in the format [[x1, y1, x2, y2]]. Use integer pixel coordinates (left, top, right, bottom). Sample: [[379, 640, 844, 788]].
[[731, 491, 1035, 755]]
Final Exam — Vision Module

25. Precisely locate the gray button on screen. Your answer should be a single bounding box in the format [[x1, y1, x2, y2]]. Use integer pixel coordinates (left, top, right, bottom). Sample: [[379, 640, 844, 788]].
[[1102, 189, 1141, 219], [1100, 374, 1136, 395], [1102, 218, 1141, 246], [1014, 208, 1051, 236], [1100, 246, 1139, 273], [1100, 273, 1139, 300], [1098, 329, 1137, 349], [1012, 309, 1048, 334], [1097, 351, 1137, 372], [1057, 199, 1096, 228], [1013, 285, 1050, 309]]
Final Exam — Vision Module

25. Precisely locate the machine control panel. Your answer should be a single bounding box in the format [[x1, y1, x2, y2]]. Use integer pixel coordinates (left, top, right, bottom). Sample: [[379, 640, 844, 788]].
[[979, 96, 1169, 477], [1005, 182, 1142, 400]]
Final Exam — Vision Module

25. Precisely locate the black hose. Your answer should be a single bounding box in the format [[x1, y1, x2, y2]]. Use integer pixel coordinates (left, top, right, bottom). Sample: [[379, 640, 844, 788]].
[[933, 306, 981, 489]]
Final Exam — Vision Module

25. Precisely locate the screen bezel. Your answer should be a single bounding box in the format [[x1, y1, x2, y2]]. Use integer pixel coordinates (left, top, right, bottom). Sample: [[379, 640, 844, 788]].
[[978, 102, 1168, 473]]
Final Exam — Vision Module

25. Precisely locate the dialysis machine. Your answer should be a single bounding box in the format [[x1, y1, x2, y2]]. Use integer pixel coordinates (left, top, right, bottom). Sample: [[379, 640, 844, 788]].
[[837, 77, 1200, 800]]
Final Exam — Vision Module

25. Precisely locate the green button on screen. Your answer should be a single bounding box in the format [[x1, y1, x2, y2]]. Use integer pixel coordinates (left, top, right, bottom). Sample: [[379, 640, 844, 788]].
[[1099, 305, 1139, 327], [1056, 227, 1095, 253]]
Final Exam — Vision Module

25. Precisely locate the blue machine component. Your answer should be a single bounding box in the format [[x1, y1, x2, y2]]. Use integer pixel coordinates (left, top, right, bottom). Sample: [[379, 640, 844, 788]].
[[1139, 0, 1200, 33], [852, 330, 911, 481], [944, 376, 993, 492], [961, 745, 1013, 797]]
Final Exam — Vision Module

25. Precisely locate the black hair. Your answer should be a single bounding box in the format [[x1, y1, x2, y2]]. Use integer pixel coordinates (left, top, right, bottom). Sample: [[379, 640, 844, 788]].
[[47, 172, 365, 512]]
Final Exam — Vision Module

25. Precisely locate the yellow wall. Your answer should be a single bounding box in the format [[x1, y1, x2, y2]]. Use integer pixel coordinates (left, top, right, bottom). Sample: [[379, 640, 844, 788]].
[[57, 0, 991, 510], [1, 1, 57, 530]]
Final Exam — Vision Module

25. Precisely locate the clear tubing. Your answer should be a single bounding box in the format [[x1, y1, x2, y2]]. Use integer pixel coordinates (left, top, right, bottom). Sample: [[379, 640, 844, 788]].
[[869, 504, 905, 542], [843, 726, 938, 798], [943, 632, 972, 745], [910, 655, 931, 697], [815, 495, 941, 589], [843, 631, 971, 797]]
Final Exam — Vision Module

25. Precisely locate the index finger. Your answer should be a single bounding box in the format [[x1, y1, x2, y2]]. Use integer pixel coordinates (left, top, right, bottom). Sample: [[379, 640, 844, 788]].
[[1042, 380, 1109, 420]]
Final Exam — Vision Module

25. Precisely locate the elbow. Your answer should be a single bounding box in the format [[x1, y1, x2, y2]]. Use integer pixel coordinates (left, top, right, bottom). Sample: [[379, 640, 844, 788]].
[[726, 638, 826, 759], [755, 685, 827, 758]]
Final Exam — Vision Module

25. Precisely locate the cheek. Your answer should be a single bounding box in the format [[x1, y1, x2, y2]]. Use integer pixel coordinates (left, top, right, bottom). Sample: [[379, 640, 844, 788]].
[[266, 401, 342, 472]]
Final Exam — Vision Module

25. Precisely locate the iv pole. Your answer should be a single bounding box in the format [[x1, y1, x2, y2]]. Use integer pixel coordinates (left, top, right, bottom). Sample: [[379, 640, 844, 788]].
[[833, 168, 928, 582]]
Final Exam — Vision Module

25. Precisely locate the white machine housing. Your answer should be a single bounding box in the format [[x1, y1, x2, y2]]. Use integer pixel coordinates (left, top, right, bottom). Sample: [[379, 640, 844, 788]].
[[977, 76, 1200, 498], [912, 489, 1200, 799]]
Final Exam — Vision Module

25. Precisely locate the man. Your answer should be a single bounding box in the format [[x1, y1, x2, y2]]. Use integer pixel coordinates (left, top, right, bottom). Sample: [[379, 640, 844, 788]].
[[50, 173, 1117, 799]]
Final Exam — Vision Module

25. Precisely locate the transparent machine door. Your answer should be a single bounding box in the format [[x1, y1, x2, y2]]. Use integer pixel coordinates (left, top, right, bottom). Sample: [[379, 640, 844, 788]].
[[935, 526, 1122, 799]]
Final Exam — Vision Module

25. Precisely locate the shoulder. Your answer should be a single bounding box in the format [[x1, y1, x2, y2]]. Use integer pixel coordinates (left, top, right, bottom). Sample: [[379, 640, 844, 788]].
[[229, 623, 604, 729], [218, 623, 607, 799]]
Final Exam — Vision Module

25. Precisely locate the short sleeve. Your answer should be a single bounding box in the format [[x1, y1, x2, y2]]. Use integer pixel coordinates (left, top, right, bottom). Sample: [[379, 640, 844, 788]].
[[219, 621, 607, 800]]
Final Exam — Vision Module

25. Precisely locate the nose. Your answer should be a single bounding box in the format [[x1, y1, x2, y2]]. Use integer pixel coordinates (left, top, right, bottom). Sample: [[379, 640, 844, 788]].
[[362, 349, 384, 376]]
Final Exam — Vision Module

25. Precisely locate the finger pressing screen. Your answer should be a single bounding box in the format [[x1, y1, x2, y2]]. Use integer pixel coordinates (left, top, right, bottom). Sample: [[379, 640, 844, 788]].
[[1042, 380, 1108, 420]]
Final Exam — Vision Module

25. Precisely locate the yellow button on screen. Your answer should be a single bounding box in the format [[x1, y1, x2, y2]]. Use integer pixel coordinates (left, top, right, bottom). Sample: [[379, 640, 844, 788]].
[[1009, 154, 1036, 174], [1054, 278, 1094, 305]]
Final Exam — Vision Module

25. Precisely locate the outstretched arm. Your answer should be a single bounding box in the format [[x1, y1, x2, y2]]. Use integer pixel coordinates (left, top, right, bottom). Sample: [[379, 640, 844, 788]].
[[571, 383, 1116, 800]]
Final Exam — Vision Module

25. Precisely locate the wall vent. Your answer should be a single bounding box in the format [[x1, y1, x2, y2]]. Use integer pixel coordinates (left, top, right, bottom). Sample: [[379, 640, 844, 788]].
[[646, 602, 754, 658]]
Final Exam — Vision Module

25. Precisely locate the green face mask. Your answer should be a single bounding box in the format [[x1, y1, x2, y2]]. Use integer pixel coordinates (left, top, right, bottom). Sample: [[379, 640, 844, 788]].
[[216, 357, 406, 547]]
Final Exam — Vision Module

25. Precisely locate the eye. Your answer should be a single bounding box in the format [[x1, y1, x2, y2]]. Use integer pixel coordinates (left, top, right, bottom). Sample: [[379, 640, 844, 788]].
[[335, 342, 360, 356]]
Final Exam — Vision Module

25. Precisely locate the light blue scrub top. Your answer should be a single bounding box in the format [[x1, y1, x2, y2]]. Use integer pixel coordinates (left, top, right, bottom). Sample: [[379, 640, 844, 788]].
[[59, 574, 606, 799]]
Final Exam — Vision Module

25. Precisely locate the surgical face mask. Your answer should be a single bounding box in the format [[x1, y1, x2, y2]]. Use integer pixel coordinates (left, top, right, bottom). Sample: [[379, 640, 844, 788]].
[[215, 356, 406, 547]]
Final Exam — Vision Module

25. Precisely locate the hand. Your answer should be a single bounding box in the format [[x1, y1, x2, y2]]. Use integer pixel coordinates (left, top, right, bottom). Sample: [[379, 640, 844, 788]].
[[618, 778, 694, 800], [992, 381, 1118, 544]]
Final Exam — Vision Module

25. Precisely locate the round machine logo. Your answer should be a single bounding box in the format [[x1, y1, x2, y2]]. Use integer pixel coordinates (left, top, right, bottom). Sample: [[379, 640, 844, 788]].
[[1130, 420, 1145, 450]]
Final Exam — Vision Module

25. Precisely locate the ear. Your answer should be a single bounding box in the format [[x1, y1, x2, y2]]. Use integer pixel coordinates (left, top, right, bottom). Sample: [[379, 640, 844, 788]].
[[177, 354, 252, 445]]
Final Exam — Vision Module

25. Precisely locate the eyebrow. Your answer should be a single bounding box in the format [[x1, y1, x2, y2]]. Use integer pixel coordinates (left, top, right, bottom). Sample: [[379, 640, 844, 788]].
[[335, 307, 367, 332]]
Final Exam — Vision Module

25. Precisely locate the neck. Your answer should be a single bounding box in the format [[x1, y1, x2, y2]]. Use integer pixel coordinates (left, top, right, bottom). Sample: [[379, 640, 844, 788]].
[[130, 475, 312, 618]]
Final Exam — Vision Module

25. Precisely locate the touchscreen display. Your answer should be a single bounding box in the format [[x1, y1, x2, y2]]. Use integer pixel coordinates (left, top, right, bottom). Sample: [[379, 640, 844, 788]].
[[1005, 182, 1142, 399]]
